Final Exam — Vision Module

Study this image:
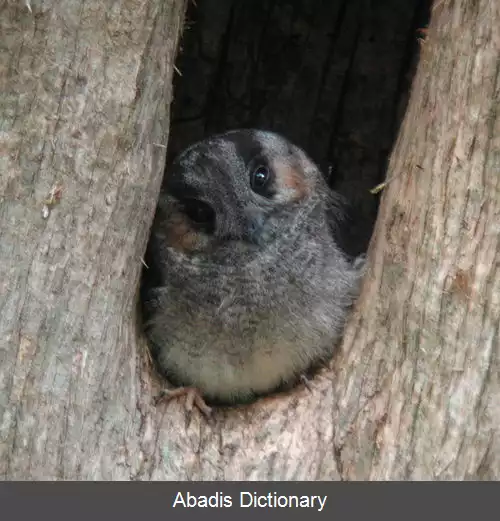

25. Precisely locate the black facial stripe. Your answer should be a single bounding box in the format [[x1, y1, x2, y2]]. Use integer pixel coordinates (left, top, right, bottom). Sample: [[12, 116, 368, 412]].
[[228, 130, 264, 166], [225, 130, 278, 198], [182, 199, 216, 234], [165, 165, 201, 201]]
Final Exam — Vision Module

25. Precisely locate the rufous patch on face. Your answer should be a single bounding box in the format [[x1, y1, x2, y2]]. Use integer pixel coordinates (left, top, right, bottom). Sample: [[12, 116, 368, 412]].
[[272, 158, 310, 202], [165, 211, 205, 253]]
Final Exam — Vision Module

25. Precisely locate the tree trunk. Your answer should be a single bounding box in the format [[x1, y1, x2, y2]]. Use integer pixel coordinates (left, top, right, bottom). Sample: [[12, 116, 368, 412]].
[[1, 0, 498, 480], [336, 0, 500, 479], [0, 0, 187, 480]]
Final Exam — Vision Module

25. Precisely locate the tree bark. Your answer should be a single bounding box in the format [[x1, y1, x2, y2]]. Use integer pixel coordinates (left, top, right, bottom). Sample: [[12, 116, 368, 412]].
[[0, 0, 187, 479], [335, 0, 500, 479], [1, 0, 499, 480]]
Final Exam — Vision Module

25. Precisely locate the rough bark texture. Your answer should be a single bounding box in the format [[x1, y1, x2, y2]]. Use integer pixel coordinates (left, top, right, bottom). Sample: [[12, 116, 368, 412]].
[[336, 0, 500, 479], [0, 0, 187, 479], [0, 0, 498, 481]]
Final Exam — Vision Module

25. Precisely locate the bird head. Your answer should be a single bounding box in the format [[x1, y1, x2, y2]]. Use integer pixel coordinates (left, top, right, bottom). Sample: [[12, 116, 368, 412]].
[[158, 129, 326, 257]]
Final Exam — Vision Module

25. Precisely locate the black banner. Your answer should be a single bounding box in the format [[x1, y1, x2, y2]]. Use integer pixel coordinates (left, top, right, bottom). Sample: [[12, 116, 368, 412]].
[[0, 482, 492, 520]]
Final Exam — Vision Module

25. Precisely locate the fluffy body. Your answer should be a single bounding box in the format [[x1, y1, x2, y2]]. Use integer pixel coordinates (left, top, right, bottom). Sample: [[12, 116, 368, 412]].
[[142, 129, 363, 404]]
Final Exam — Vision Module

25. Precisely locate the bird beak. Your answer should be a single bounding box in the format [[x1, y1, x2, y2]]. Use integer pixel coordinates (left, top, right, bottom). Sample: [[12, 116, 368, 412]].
[[242, 211, 265, 245]]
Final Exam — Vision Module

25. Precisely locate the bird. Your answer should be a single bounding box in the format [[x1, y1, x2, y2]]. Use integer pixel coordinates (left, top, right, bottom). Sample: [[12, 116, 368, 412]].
[[141, 129, 365, 418]]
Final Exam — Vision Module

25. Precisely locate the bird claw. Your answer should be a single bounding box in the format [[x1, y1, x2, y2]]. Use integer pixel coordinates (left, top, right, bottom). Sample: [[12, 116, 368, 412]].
[[155, 386, 213, 421], [353, 253, 367, 272], [300, 374, 314, 393]]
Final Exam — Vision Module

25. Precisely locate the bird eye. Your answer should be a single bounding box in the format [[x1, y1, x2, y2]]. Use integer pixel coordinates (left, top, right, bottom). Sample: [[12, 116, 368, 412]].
[[250, 165, 272, 196], [181, 199, 215, 232]]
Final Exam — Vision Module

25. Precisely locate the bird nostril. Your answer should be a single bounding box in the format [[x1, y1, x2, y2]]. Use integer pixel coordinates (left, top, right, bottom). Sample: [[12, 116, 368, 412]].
[[248, 220, 259, 233], [243, 215, 265, 244], [248, 214, 264, 232]]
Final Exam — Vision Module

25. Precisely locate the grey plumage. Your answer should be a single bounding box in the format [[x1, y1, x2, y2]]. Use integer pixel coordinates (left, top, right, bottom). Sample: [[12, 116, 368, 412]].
[[142, 129, 364, 405]]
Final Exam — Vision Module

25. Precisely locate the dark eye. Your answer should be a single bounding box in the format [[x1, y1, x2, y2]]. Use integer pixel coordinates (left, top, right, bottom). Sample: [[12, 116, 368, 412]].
[[250, 165, 272, 196], [182, 199, 215, 233]]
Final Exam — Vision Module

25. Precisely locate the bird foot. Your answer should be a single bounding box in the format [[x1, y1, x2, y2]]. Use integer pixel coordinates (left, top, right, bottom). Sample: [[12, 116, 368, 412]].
[[353, 253, 367, 273], [155, 386, 213, 420], [300, 374, 314, 393]]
